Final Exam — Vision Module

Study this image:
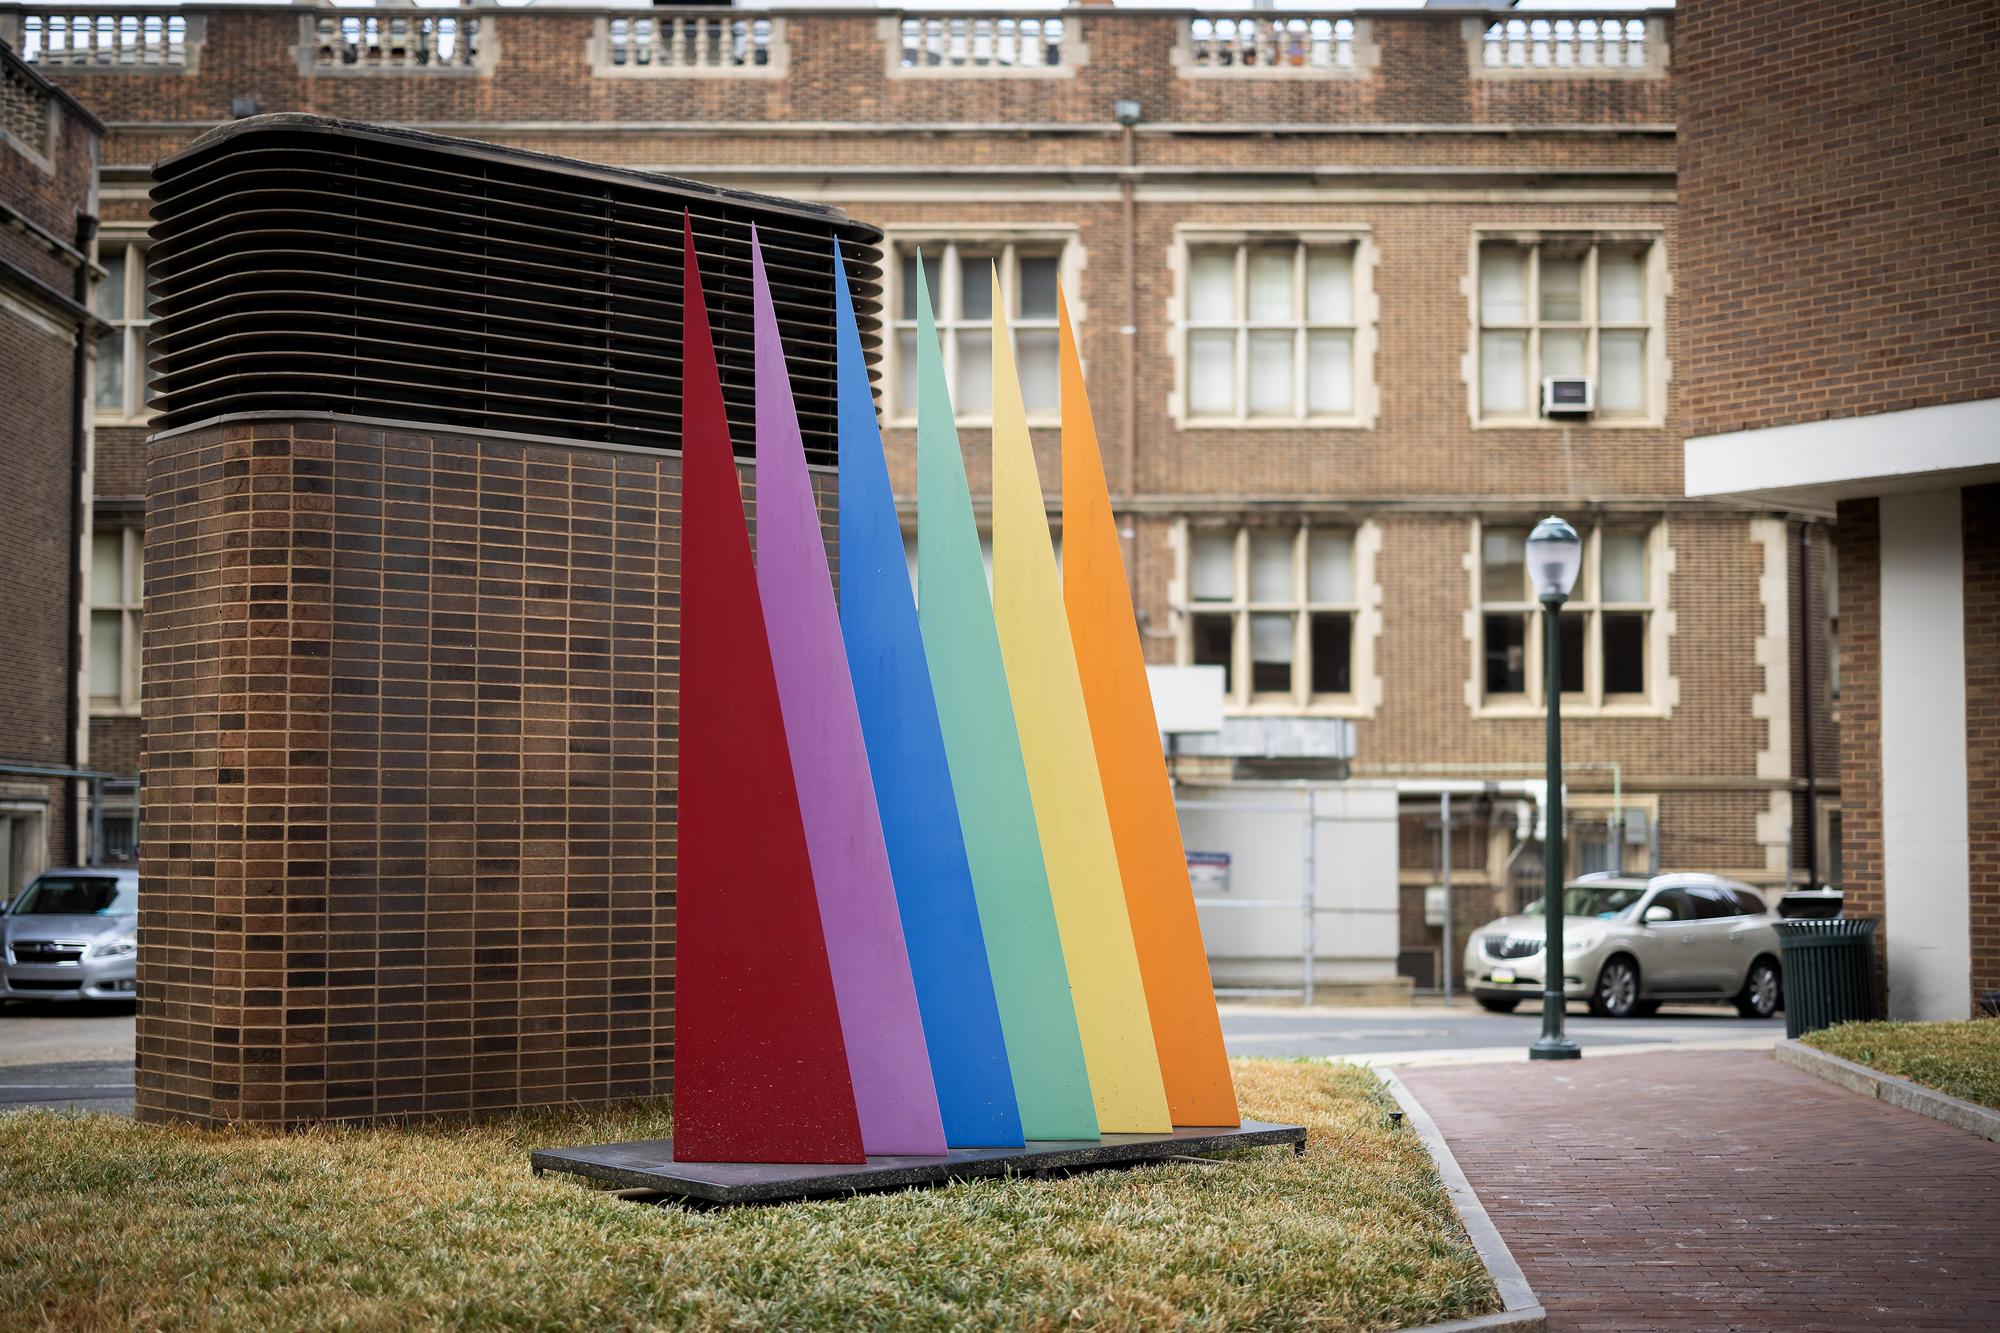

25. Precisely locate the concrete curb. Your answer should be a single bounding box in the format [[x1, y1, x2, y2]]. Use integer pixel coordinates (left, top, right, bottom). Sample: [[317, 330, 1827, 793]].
[[1379, 1068, 1547, 1333], [1775, 1038, 2000, 1143]]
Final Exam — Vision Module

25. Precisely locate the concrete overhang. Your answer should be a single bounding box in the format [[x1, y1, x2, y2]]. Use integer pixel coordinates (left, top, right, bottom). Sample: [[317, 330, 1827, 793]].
[[1685, 397, 2000, 509]]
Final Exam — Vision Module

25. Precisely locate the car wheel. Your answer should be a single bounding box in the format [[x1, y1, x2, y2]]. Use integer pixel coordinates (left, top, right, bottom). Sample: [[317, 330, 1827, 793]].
[[1589, 956, 1641, 1018], [1736, 957, 1782, 1018], [1475, 997, 1520, 1013]]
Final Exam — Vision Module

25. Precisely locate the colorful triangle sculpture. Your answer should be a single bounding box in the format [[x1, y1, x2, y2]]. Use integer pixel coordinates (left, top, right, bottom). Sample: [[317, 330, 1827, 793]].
[[1057, 295, 1241, 1128], [670, 218, 865, 1165], [911, 263, 1100, 1142], [748, 231, 948, 1157], [831, 242, 1025, 1149], [987, 282, 1173, 1134]]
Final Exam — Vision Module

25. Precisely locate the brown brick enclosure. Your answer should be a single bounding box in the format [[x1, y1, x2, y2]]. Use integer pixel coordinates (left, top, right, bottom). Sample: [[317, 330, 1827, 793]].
[[138, 419, 679, 1123], [139, 415, 841, 1124], [130, 110, 867, 1124]]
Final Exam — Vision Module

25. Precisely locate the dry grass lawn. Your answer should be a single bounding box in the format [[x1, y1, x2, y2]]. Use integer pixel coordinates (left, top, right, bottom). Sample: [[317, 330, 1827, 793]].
[[0, 1059, 1497, 1331], [1804, 1018, 2000, 1110]]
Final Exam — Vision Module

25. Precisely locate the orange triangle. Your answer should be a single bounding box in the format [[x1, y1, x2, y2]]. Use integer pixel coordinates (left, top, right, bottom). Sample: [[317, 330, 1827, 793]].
[[1057, 295, 1239, 1127]]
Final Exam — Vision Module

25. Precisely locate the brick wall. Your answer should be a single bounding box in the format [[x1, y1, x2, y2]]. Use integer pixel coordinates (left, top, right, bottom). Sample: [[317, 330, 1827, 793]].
[[1677, 0, 2000, 437], [138, 416, 834, 1125], [94, 425, 148, 499], [0, 289, 78, 864], [1835, 499, 1883, 993], [0, 70, 98, 290], [1964, 485, 1999, 1011], [0, 54, 96, 876]]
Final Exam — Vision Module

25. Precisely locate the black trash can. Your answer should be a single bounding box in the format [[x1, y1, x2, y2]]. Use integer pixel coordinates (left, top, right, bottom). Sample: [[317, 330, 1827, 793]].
[[1775, 918, 1878, 1039]]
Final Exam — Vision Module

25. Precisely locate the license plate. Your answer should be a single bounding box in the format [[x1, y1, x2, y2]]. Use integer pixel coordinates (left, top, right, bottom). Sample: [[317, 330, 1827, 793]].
[[1490, 967, 1517, 984]]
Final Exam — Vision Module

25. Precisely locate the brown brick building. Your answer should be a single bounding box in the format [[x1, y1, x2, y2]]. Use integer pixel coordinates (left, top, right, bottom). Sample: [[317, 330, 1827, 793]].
[[1679, 0, 1999, 1019], [11, 3, 1839, 1002], [0, 38, 103, 898]]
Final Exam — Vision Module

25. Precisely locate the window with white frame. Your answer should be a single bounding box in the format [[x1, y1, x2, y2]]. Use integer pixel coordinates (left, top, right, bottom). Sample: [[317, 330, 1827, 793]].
[[1183, 240, 1357, 421], [892, 241, 1063, 421], [1477, 521, 1656, 707], [1185, 525, 1357, 708], [1476, 238, 1655, 421], [93, 241, 155, 420], [89, 524, 142, 713]]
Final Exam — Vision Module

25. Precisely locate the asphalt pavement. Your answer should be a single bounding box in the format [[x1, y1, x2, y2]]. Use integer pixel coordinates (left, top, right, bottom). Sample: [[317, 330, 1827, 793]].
[[0, 1002, 136, 1114], [0, 996, 1779, 1115]]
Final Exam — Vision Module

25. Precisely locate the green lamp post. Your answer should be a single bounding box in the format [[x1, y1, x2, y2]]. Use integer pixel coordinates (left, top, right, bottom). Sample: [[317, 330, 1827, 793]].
[[1527, 515, 1584, 1062]]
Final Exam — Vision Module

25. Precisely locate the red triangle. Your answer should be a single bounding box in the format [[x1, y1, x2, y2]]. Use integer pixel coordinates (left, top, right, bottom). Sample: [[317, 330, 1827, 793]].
[[671, 217, 866, 1164]]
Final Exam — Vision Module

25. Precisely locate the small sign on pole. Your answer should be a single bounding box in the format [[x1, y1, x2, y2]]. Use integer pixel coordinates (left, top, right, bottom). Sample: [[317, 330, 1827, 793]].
[[1186, 850, 1231, 896]]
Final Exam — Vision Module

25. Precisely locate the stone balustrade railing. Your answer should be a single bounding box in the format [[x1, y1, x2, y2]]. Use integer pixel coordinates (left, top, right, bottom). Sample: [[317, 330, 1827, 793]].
[[894, 14, 1069, 74], [309, 13, 484, 73], [13, 10, 194, 69], [1478, 16, 1657, 74], [0, 5, 1671, 88], [1184, 17, 1359, 73], [600, 14, 784, 74]]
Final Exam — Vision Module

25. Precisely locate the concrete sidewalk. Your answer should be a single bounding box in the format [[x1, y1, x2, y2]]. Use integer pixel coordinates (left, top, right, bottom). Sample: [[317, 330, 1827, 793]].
[[1401, 1049, 2000, 1331]]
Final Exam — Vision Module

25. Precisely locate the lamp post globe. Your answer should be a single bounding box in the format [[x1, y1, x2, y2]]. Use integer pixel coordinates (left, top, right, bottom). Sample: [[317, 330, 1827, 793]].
[[1528, 515, 1583, 1061], [1526, 515, 1583, 599]]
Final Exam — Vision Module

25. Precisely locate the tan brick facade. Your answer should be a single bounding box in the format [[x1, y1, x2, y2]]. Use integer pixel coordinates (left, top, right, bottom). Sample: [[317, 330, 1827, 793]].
[[27, 5, 1839, 1003]]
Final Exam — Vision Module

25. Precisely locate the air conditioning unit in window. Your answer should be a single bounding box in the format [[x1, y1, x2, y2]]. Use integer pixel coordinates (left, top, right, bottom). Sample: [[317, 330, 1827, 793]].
[[1542, 375, 1593, 417]]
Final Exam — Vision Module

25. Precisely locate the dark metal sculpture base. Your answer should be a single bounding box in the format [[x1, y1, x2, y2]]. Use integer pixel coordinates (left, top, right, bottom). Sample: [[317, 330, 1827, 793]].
[[530, 1119, 1308, 1206]]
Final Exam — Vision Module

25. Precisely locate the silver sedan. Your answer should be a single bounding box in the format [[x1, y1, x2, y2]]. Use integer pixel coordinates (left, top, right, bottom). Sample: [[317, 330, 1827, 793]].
[[0, 869, 140, 1003], [1462, 872, 1783, 1019]]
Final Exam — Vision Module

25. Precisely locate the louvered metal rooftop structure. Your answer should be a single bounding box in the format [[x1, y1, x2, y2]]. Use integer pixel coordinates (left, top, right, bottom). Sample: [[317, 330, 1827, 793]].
[[147, 113, 886, 464]]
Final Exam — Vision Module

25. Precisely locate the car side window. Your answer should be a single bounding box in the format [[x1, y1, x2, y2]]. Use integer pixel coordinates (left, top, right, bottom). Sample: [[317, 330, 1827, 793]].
[[1647, 887, 1691, 921], [1727, 886, 1768, 915], [1689, 886, 1736, 920]]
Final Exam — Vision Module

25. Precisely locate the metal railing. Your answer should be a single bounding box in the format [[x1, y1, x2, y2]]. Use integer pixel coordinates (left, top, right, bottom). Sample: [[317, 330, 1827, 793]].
[[1481, 16, 1649, 71], [311, 13, 482, 72], [16, 11, 189, 67], [1186, 16, 1355, 72], [605, 15, 778, 70], [896, 15, 1066, 71]]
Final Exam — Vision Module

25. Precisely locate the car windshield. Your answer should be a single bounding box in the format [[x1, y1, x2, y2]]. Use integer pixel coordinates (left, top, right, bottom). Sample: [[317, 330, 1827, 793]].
[[1524, 885, 1646, 920], [8, 875, 137, 917]]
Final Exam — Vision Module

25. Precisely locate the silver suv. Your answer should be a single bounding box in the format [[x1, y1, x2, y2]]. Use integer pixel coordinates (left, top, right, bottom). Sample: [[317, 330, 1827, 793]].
[[0, 869, 139, 1003], [1463, 872, 1782, 1019]]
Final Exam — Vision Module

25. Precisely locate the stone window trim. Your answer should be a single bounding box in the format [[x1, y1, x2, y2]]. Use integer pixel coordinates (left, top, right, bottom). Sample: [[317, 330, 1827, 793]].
[[1171, 16, 1378, 81], [1167, 224, 1379, 431], [1462, 516, 1678, 720], [1170, 518, 1384, 720], [1462, 225, 1670, 431], [880, 224, 1084, 430], [92, 230, 155, 426], [297, 14, 496, 78], [1464, 15, 1668, 81], [587, 15, 789, 79], [88, 520, 142, 717], [883, 14, 1087, 80], [2, 12, 206, 76]]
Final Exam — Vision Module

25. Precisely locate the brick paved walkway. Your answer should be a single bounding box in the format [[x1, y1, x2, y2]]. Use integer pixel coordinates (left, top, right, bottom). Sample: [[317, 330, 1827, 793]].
[[1401, 1049, 2000, 1331]]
